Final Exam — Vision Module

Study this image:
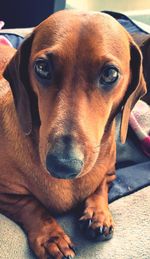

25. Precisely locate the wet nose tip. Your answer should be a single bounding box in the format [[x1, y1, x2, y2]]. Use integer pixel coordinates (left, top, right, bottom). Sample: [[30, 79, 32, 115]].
[[46, 135, 84, 178], [46, 154, 84, 179], [58, 157, 83, 171]]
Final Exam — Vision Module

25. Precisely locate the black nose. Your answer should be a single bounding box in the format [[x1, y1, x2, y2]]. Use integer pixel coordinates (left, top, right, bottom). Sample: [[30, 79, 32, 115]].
[[46, 136, 84, 179], [46, 154, 83, 179]]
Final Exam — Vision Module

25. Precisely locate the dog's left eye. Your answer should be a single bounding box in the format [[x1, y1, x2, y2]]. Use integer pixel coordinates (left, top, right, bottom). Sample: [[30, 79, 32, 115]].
[[99, 65, 119, 87], [34, 59, 51, 80]]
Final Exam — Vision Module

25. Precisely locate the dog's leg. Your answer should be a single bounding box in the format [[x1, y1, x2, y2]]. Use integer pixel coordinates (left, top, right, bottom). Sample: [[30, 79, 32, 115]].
[[79, 177, 114, 241], [0, 195, 75, 259]]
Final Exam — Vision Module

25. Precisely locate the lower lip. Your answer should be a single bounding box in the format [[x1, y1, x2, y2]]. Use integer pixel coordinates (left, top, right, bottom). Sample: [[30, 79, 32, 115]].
[[49, 171, 77, 179]]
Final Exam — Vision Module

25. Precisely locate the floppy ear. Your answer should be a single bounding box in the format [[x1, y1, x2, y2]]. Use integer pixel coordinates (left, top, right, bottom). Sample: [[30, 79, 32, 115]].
[[132, 33, 150, 99], [3, 34, 39, 135], [120, 40, 147, 144]]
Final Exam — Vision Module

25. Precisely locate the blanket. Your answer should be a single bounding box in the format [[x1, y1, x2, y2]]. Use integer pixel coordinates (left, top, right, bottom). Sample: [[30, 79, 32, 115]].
[[130, 100, 150, 157]]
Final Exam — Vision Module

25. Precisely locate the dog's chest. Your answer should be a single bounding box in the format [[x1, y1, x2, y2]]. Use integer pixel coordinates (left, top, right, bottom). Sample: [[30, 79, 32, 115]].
[[34, 167, 105, 213]]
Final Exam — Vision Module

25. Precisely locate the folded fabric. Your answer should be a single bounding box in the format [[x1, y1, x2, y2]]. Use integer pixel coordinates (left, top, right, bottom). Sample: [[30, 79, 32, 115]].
[[129, 100, 150, 157], [0, 21, 5, 29], [109, 161, 150, 202], [0, 35, 13, 46], [0, 21, 13, 47]]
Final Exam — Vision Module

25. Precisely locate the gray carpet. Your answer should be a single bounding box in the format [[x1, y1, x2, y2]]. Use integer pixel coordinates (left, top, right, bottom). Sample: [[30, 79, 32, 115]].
[[0, 187, 150, 259]]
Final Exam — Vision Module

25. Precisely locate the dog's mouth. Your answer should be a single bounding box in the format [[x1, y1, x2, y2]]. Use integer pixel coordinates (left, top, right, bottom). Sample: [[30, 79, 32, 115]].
[[46, 154, 84, 179]]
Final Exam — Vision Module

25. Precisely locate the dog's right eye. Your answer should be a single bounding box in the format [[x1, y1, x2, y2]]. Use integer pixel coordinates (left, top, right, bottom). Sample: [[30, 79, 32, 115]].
[[34, 59, 52, 80], [99, 65, 120, 89]]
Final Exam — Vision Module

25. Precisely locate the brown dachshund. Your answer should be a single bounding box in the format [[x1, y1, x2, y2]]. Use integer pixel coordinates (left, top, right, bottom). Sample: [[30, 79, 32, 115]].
[[0, 10, 147, 259]]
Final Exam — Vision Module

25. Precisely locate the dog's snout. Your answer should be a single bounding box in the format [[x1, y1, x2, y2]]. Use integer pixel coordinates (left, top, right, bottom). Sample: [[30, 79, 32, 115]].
[[46, 136, 84, 179]]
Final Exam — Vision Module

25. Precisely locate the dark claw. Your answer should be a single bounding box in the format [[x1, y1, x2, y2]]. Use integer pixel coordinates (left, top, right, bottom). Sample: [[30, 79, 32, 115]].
[[62, 256, 73, 259], [79, 219, 114, 242], [95, 226, 114, 241], [99, 226, 103, 235], [69, 245, 77, 254], [79, 219, 97, 240], [88, 219, 92, 227], [109, 226, 114, 234], [79, 219, 92, 231]]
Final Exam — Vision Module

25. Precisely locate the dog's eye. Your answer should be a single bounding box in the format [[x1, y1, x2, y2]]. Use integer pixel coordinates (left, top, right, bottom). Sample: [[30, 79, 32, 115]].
[[99, 65, 119, 87], [34, 59, 51, 80]]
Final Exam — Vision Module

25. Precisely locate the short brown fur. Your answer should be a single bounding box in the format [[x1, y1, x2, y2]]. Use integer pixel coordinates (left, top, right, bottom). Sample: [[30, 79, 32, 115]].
[[0, 10, 146, 259]]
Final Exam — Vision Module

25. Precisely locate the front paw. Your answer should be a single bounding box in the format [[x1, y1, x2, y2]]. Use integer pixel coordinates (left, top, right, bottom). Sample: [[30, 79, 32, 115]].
[[29, 225, 76, 259], [79, 207, 114, 241]]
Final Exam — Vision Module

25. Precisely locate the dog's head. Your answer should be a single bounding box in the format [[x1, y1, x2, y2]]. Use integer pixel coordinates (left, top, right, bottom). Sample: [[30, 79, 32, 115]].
[[3, 11, 146, 179]]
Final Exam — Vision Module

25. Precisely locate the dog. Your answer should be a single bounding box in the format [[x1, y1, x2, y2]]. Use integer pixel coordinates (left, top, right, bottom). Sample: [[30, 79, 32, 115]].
[[0, 10, 147, 259]]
